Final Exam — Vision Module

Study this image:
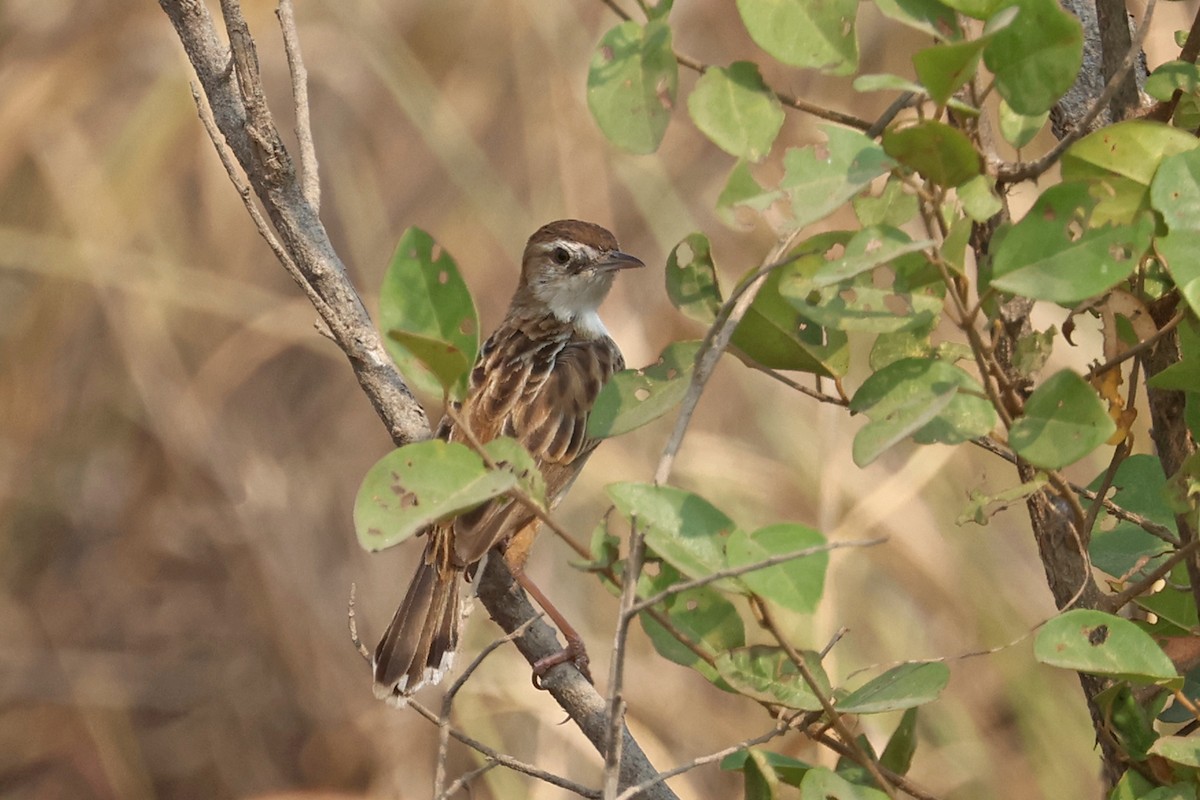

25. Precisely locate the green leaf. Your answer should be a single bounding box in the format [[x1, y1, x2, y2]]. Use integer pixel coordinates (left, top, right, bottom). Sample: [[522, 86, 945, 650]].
[[849, 357, 994, 465], [810, 226, 934, 287], [853, 73, 928, 95], [998, 99, 1048, 149], [725, 523, 828, 612], [353, 440, 516, 552], [799, 768, 890, 800], [778, 126, 895, 231], [1008, 369, 1115, 469], [386, 330, 472, 397], [588, 341, 701, 439], [721, 750, 814, 788], [872, 0, 961, 38], [741, 749, 780, 800], [732, 258, 850, 377], [870, 325, 936, 370], [639, 577, 745, 672], [990, 181, 1154, 304], [1151, 149, 1200, 318], [608, 482, 737, 583], [882, 120, 981, 187], [880, 708, 919, 776], [736, 0, 859, 76], [687, 62, 785, 162], [666, 233, 722, 323], [1034, 609, 1180, 685], [1062, 120, 1200, 187], [587, 20, 677, 154], [958, 174, 1002, 222], [1089, 455, 1174, 579], [983, 0, 1082, 115], [838, 663, 950, 713], [912, 38, 988, 106], [715, 646, 832, 710], [1145, 60, 1200, 102], [781, 243, 945, 335], [718, 160, 778, 227], [938, 0, 1005, 20], [854, 179, 919, 228], [380, 227, 479, 399]]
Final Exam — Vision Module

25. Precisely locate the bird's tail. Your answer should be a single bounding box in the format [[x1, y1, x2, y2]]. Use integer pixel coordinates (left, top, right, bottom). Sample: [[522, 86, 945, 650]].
[[373, 543, 467, 705]]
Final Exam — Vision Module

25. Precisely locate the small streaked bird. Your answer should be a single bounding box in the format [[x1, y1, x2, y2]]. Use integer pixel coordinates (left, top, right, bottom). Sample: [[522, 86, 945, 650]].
[[373, 219, 644, 704]]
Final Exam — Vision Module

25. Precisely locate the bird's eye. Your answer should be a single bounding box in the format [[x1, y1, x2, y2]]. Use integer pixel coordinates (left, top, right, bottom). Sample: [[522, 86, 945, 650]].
[[552, 246, 571, 265]]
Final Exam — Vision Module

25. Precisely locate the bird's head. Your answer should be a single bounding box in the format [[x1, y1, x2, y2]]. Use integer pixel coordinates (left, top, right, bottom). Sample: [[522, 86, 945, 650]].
[[515, 219, 644, 337]]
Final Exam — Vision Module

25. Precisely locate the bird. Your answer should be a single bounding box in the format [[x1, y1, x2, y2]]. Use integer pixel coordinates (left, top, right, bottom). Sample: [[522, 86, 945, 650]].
[[373, 219, 644, 705]]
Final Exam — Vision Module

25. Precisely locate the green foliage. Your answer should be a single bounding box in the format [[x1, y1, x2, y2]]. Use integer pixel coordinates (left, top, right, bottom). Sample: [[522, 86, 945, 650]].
[[380, 227, 478, 399], [1034, 610, 1180, 686], [588, 340, 701, 438], [353, 438, 538, 552], [687, 62, 785, 161], [360, 1, 1200, 792], [587, 20, 677, 154]]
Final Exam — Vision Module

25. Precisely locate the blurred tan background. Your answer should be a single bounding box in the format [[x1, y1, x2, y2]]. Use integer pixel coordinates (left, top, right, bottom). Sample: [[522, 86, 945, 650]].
[[3, 0, 1192, 798]]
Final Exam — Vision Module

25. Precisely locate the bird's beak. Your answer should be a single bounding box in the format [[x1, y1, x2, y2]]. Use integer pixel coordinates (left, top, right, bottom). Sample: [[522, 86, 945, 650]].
[[597, 250, 645, 271]]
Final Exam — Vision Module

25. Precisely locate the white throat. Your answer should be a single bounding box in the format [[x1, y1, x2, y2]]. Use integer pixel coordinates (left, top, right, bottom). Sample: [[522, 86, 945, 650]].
[[534, 272, 614, 339]]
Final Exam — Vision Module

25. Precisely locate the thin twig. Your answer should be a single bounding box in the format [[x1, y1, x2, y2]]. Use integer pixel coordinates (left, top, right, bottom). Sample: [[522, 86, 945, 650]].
[[435, 616, 544, 798], [276, 0, 320, 211], [757, 602, 899, 800], [613, 713, 803, 800], [595, 1, 873, 131], [602, 520, 645, 800], [1146, 7, 1200, 122], [1086, 308, 1186, 381], [1104, 538, 1200, 612], [439, 761, 499, 799], [741, 361, 850, 406], [407, 700, 602, 799], [348, 582, 371, 661], [811, 732, 943, 800], [654, 236, 803, 486], [996, 0, 1157, 183], [971, 436, 1180, 545], [627, 538, 886, 616]]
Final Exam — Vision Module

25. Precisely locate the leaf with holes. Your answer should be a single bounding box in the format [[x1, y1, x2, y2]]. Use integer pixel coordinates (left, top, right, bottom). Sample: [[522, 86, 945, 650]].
[[781, 242, 945, 336], [778, 126, 895, 231], [588, 340, 701, 438], [587, 20, 677, 154], [731, 255, 850, 377], [666, 233, 722, 324], [736, 0, 859, 75], [990, 181, 1154, 304], [688, 61, 785, 162], [353, 440, 517, 552], [1062, 120, 1199, 187], [380, 228, 479, 399], [1008, 369, 1115, 468], [1035, 609, 1180, 685], [810, 226, 933, 287], [715, 646, 832, 710]]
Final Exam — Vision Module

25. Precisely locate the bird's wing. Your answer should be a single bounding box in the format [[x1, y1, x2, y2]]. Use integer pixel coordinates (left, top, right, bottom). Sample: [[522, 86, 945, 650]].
[[445, 322, 623, 565]]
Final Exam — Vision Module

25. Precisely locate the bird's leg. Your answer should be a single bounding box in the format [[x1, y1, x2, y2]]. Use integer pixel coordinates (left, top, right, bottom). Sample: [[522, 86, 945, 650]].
[[506, 561, 593, 686]]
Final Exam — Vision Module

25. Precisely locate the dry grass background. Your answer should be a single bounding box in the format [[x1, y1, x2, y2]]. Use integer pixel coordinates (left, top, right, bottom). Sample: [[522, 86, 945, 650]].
[[1, 1, 1192, 798]]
